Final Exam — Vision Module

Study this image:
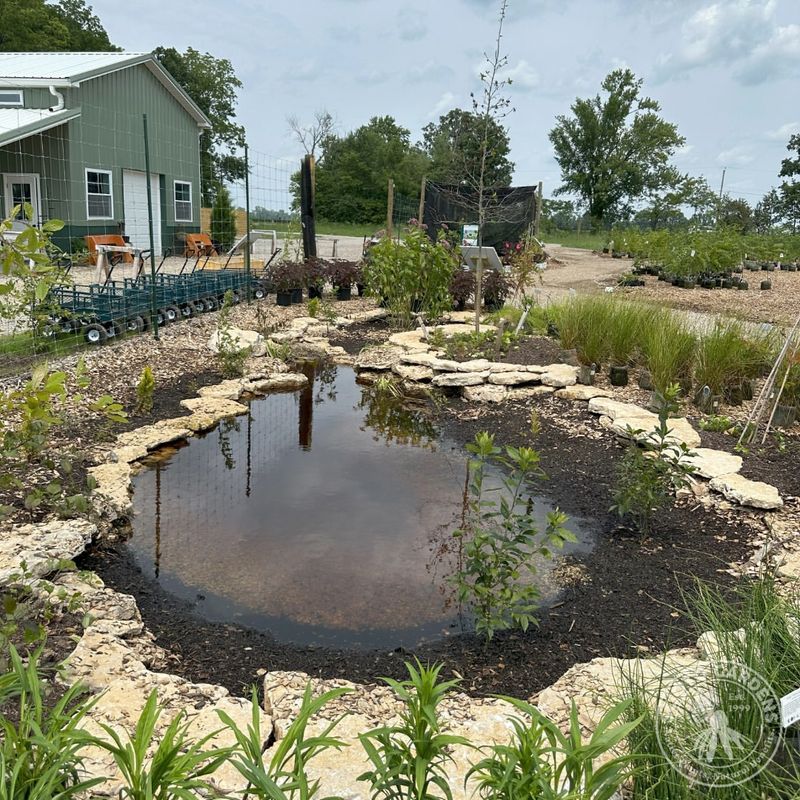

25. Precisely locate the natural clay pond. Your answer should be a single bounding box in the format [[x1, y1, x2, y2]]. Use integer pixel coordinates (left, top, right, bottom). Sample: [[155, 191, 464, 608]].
[[128, 363, 595, 649]]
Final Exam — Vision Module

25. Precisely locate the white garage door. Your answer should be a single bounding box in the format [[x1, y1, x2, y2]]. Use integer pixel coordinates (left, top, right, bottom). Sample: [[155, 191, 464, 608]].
[[123, 170, 162, 257]]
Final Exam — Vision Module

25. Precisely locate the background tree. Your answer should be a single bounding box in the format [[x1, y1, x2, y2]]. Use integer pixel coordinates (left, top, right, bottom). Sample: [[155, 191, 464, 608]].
[[0, 0, 116, 51], [287, 109, 335, 158], [779, 133, 800, 233], [540, 198, 578, 232], [716, 194, 754, 234], [313, 116, 428, 224], [639, 175, 715, 230], [753, 189, 784, 233], [421, 108, 513, 187], [154, 47, 246, 205], [210, 183, 237, 250], [549, 68, 685, 229]]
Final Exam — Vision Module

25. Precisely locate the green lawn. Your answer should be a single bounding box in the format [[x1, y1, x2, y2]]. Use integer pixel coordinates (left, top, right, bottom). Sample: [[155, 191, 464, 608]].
[[540, 230, 608, 250], [251, 220, 380, 239]]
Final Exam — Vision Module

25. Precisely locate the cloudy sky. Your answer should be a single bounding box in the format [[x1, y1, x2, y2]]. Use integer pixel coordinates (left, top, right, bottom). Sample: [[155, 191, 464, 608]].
[[93, 0, 798, 209]]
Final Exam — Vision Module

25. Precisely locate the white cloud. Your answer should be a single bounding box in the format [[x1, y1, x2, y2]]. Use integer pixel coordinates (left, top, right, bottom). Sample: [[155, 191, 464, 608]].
[[717, 144, 755, 166], [653, 0, 800, 85], [766, 121, 800, 141], [409, 61, 455, 82], [283, 60, 320, 82], [501, 59, 540, 91], [675, 143, 695, 157], [397, 14, 426, 41], [427, 91, 457, 119]]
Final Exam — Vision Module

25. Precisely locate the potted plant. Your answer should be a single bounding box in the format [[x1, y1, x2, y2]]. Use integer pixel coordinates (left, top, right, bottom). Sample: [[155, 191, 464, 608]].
[[482, 269, 510, 311], [449, 268, 476, 311], [270, 261, 304, 306], [304, 258, 327, 299], [607, 302, 643, 387], [775, 363, 800, 428], [327, 259, 360, 301]]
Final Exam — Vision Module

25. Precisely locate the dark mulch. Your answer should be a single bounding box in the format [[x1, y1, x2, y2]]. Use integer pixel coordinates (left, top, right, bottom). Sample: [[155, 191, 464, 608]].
[[695, 425, 800, 499], [81, 394, 755, 700], [499, 335, 565, 367], [327, 318, 392, 356]]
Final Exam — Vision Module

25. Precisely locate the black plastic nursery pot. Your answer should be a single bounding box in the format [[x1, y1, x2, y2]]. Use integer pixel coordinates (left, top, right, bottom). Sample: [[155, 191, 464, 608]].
[[773, 404, 797, 429], [276, 290, 292, 307], [356, 283, 366, 296], [738, 280, 749, 290], [308, 285, 323, 299], [291, 287, 303, 304], [336, 285, 352, 301], [609, 365, 629, 387], [578, 365, 595, 385], [761, 280, 772, 291], [638, 370, 653, 390]]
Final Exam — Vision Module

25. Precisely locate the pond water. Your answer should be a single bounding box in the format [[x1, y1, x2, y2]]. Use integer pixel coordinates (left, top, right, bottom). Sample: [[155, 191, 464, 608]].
[[128, 364, 595, 649]]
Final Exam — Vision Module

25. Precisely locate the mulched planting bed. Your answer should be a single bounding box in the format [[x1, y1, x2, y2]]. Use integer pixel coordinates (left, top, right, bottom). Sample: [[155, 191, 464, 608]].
[[81, 391, 757, 700], [498, 334, 564, 366], [327, 317, 391, 355]]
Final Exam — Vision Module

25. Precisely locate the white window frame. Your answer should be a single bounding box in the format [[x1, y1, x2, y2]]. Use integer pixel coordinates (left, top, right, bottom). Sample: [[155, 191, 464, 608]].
[[0, 90, 23, 107], [173, 180, 193, 222], [85, 168, 114, 220]]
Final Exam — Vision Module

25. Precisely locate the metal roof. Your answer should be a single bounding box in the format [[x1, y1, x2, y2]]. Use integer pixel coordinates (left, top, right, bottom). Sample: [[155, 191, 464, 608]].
[[0, 52, 211, 129], [0, 107, 81, 148], [0, 52, 150, 81]]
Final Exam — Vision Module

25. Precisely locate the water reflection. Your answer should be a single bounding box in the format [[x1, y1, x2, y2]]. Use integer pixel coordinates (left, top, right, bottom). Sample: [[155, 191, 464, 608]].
[[131, 364, 594, 649]]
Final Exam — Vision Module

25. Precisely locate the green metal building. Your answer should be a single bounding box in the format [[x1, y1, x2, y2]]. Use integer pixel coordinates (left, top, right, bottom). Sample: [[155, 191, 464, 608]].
[[0, 52, 212, 255]]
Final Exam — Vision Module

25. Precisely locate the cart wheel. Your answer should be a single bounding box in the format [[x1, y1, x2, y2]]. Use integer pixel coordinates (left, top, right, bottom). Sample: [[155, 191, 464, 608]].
[[189, 300, 205, 314], [253, 285, 266, 300], [109, 319, 125, 338], [83, 323, 108, 345], [231, 291, 242, 304], [180, 303, 193, 318], [164, 305, 180, 323], [203, 296, 218, 311], [58, 316, 77, 334], [126, 315, 146, 333], [154, 310, 166, 326]]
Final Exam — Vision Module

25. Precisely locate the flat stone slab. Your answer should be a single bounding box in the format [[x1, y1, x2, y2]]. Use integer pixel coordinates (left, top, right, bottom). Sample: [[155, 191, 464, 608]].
[[685, 448, 743, 479], [180, 396, 249, 419], [392, 363, 434, 381], [456, 359, 495, 372], [387, 329, 432, 352], [489, 371, 541, 386], [463, 385, 508, 403], [508, 385, 555, 400], [208, 327, 264, 355], [432, 372, 488, 387], [709, 473, 783, 510], [540, 364, 579, 387], [355, 345, 405, 371], [0, 519, 97, 584], [557, 385, 613, 401], [248, 373, 308, 393], [635, 417, 702, 449], [587, 397, 655, 420]]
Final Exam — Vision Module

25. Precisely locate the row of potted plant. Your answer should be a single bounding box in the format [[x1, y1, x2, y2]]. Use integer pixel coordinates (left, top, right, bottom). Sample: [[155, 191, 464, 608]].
[[268, 259, 363, 306], [449, 268, 511, 311]]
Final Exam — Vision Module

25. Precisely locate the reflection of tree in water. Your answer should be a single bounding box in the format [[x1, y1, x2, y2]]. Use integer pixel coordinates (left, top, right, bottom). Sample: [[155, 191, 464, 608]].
[[314, 361, 338, 404], [217, 417, 240, 470], [357, 384, 439, 449]]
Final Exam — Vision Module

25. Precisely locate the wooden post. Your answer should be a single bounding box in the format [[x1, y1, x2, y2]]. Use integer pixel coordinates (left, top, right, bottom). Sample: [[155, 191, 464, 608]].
[[386, 178, 394, 239], [533, 181, 543, 238], [417, 175, 426, 226], [300, 154, 317, 259]]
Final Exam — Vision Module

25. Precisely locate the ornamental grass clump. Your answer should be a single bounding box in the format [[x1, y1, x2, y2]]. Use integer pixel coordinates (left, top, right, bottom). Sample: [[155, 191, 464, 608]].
[[639, 309, 696, 394], [607, 299, 647, 367]]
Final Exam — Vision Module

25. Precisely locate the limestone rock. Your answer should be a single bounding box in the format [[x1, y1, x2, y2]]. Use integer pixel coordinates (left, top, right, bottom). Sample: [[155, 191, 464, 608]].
[[0, 519, 96, 585], [355, 345, 404, 371], [400, 352, 441, 368], [198, 379, 246, 401], [392, 363, 434, 382], [557, 385, 613, 401], [110, 420, 191, 463], [540, 364, 579, 388], [249, 373, 309, 393], [463, 385, 508, 403], [432, 372, 488, 388], [685, 448, 743, 480], [709, 473, 783, 510], [456, 359, 494, 372], [207, 327, 264, 355], [387, 329, 431, 352], [507, 385, 555, 400], [488, 371, 541, 386], [89, 461, 133, 519], [179, 396, 249, 421], [587, 397, 653, 420]]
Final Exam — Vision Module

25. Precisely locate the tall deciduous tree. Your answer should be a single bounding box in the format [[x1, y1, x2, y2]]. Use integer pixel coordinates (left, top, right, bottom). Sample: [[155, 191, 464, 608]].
[[779, 133, 800, 233], [421, 109, 513, 187], [154, 47, 246, 205], [0, 0, 117, 51], [313, 116, 428, 224], [549, 69, 685, 228]]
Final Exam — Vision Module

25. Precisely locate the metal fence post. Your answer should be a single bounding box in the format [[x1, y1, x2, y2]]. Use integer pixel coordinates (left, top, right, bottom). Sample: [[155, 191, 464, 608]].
[[244, 143, 251, 302], [142, 113, 158, 340]]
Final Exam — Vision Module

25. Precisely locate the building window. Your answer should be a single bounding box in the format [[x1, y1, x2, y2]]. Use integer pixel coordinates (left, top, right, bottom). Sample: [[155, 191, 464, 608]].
[[85, 169, 113, 219], [174, 180, 193, 222], [0, 91, 23, 106]]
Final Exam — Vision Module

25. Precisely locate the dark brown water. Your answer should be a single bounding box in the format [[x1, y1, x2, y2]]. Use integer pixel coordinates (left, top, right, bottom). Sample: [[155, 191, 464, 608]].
[[128, 364, 594, 649]]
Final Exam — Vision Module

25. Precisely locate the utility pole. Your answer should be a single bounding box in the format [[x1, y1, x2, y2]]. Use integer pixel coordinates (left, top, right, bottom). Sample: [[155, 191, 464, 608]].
[[716, 167, 726, 226]]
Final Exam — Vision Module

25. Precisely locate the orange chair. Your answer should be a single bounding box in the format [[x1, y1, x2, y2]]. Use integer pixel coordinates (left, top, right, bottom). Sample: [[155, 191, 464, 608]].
[[85, 234, 133, 266], [184, 233, 218, 258]]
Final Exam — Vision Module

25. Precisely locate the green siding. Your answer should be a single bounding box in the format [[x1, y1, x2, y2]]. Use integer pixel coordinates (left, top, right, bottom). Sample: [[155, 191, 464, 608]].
[[0, 62, 202, 254]]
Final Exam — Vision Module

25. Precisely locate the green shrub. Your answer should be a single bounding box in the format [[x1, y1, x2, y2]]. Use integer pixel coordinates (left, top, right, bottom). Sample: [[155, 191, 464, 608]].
[[216, 290, 249, 378], [134, 365, 155, 415], [210, 183, 237, 251], [453, 432, 574, 639]]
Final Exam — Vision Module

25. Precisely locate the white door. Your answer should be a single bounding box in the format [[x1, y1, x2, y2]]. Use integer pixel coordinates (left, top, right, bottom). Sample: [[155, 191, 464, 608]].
[[3, 173, 42, 227], [123, 170, 162, 257]]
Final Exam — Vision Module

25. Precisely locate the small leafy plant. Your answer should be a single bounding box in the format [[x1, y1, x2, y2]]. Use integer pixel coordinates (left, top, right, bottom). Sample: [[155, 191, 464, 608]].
[[134, 365, 155, 416], [358, 660, 469, 800], [216, 289, 249, 378], [611, 385, 696, 535], [453, 432, 575, 639]]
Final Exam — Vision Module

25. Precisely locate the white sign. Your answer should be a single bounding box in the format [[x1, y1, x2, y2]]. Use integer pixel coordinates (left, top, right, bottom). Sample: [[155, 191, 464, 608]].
[[781, 687, 800, 728], [462, 224, 479, 247]]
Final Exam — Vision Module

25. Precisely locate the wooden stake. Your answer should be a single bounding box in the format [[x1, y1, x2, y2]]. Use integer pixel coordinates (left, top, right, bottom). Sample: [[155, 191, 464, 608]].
[[417, 175, 426, 225], [386, 178, 395, 240]]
